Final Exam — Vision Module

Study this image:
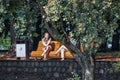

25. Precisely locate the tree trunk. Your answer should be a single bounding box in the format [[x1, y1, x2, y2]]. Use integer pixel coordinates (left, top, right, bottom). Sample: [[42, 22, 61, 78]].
[[8, 25, 16, 56], [112, 20, 120, 51], [112, 34, 119, 51], [77, 54, 94, 80], [44, 21, 94, 80], [82, 62, 94, 80], [3, 19, 16, 57]]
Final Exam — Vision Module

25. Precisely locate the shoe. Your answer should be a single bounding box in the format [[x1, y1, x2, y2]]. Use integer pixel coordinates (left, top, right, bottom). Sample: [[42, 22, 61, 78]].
[[61, 58, 64, 61]]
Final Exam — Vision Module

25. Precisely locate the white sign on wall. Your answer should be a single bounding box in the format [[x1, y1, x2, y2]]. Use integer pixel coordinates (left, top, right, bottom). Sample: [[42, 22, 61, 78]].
[[16, 44, 26, 57]]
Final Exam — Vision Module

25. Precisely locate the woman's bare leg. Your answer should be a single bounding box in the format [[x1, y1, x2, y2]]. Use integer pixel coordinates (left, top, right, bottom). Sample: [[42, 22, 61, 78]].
[[43, 53, 47, 60], [42, 46, 51, 60], [41, 48, 48, 57], [61, 49, 65, 61], [55, 45, 67, 54], [42, 46, 51, 56]]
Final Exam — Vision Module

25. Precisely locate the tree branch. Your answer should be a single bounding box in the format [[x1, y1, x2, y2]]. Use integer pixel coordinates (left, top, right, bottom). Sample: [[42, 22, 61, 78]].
[[44, 20, 86, 67], [60, 15, 68, 41]]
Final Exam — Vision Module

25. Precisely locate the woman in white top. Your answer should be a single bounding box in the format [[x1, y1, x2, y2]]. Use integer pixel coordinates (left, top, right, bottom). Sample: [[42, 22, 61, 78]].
[[41, 33, 52, 60]]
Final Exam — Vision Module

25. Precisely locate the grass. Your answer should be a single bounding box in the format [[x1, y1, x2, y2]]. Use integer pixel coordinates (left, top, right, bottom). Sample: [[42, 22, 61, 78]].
[[96, 51, 120, 57]]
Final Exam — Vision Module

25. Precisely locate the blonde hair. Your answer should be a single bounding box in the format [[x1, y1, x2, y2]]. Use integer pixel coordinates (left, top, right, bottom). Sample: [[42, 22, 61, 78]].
[[44, 33, 50, 38], [44, 32, 49, 36]]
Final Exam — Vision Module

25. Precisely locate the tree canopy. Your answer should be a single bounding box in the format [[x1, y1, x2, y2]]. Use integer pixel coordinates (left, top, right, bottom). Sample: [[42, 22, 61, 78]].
[[0, 0, 120, 80], [42, 1, 119, 79], [43, 0, 119, 54]]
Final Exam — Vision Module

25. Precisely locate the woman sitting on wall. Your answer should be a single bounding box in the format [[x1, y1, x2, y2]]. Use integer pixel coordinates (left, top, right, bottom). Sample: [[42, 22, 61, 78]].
[[41, 33, 52, 60]]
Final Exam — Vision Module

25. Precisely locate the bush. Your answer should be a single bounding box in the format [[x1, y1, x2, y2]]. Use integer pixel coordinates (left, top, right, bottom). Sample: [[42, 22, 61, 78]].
[[67, 72, 81, 80]]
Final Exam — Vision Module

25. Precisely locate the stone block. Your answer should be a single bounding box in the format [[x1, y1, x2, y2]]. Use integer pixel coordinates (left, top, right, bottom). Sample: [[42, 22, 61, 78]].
[[48, 62, 52, 66], [7, 68, 12, 72], [12, 62, 17, 66], [61, 67, 66, 72], [24, 68, 29, 72], [37, 68, 42, 72], [43, 67, 48, 72], [4, 62, 8, 66], [39, 62, 44, 67], [46, 73, 52, 78], [0, 62, 3, 66], [31, 62, 35, 67], [34, 68, 37, 72], [29, 68, 34, 72], [53, 72, 59, 78], [48, 67, 52, 72], [17, 68, 22, 72], [27, 62, 32, 67], [57, 67, 61, 72], [7, 62, 11, 66], [34, 62, 39, 67], [2, 67, 7, 71], [53, 67, 57, 72], [11, 67, 16, 71]]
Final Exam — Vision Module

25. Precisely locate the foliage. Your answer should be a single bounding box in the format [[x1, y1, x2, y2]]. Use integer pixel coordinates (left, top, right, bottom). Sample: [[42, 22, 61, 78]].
[[0, 37, 10, 50], [0, 0, 38, 40], [0, 0, 120, 79], [67, 72, 81, 80], [113, 61, 120, 72], [43, 0, 120, 79], [107, 61, 120, 74], [0, 0, 119, 52], [44, 0, 120, 55]]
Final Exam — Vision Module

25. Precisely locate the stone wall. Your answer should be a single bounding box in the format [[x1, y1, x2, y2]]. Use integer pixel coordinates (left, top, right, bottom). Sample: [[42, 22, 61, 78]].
[[0, 60, 120, 80], [0, 60, 81, 80], [95, 61, 120, 80]]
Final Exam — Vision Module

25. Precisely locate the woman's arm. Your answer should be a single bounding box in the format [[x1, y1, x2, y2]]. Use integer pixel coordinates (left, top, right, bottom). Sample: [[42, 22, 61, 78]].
[[46, 38, 51, 45], [42, 38, 47, 46]]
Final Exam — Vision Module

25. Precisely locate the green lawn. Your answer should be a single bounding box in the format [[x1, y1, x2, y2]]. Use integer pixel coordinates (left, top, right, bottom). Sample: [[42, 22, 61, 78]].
[[96, 51, 120, 57]]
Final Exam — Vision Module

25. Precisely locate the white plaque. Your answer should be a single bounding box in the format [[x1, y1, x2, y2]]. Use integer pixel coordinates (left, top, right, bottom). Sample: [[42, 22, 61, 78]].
[[16, 44, 26, 57]]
